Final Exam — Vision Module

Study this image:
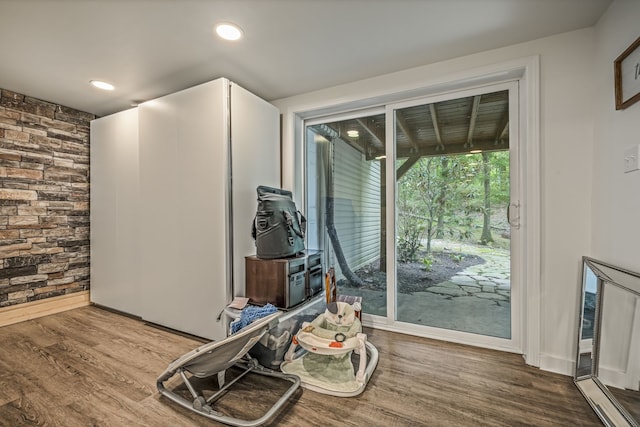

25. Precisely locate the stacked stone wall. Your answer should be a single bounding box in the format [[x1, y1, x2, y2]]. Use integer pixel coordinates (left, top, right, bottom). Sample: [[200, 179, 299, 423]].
[[0, 88, 94, 307]]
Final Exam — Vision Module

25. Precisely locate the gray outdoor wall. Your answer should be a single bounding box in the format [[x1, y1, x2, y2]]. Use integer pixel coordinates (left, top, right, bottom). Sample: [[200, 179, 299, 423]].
[[332, 140, 381, 275]]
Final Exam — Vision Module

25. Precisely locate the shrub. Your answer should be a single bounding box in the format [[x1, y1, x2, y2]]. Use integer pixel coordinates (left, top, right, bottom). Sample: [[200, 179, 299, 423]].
[[397, 213, 425, 262], [422, 255, 433, 271]]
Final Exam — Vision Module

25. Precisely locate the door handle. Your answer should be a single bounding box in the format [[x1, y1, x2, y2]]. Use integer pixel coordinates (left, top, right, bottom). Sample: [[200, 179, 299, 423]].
[[508, 202, 520, 229]]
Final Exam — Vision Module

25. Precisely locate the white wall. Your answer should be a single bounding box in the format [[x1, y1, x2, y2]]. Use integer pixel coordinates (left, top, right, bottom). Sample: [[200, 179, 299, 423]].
[[592, 0, 640, 270], [274, 27, 598, 373], [590, 0, 640, 389]]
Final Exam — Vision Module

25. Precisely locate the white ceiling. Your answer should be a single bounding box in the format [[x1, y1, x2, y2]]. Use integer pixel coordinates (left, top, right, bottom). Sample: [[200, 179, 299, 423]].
[[0, 0, 612, 117]]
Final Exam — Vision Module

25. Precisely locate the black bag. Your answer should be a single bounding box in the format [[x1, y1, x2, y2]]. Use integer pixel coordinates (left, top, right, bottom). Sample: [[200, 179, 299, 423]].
[[251, 186, 306, 259]]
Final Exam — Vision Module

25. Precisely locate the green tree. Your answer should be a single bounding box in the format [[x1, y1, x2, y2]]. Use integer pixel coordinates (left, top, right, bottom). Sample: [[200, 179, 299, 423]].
[[397, 150, 510, 256], [480, 152, 494, 244]]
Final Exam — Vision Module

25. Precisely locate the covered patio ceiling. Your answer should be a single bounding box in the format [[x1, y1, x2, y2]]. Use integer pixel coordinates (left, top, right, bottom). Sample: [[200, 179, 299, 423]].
[[314, 90, 510, 163]]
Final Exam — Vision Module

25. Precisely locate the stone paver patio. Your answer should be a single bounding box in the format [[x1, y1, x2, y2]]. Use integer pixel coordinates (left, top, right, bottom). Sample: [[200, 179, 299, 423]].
[[343, 240, 512, 338]]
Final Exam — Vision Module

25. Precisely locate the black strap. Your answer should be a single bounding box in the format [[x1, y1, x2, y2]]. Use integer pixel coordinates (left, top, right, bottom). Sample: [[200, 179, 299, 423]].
[[298, 211, 307, 236], [282, 210, 307, 247], [251, 215, 257, 240]]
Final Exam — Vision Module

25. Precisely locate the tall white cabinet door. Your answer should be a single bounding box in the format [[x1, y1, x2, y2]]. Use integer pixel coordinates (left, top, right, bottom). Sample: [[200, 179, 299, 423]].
[[230, 83, 281, 297], [90, 108, 140, 314], [138, 79, 229, 340]]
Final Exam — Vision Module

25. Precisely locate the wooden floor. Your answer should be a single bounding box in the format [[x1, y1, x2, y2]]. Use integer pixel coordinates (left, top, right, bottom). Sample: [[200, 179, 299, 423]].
[[0, 306, 602, 426]]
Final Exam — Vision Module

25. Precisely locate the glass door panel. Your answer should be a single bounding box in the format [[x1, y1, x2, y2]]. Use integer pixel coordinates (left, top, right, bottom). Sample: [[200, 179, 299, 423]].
[[305, 112, 387, 317], [393, 90, 513, 339]]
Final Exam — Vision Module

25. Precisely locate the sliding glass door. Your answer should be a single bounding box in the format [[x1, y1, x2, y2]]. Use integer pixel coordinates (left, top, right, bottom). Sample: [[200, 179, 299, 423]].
[[304, 81, 521, 351], [391, 87, 515, 343]]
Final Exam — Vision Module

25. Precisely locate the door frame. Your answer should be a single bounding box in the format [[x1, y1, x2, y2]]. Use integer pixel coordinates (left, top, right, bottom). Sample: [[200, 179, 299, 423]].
[[286, 56, 541, 365], [376, 81, 521, 353]]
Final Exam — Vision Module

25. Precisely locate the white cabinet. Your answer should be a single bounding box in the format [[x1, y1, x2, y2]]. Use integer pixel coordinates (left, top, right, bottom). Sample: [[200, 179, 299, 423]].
[[90, 78, 280, 340], [90, 108, 140, 316]]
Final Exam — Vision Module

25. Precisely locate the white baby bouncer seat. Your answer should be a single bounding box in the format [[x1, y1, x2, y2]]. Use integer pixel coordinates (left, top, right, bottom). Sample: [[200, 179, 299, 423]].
[[280, 301, 379, 397]]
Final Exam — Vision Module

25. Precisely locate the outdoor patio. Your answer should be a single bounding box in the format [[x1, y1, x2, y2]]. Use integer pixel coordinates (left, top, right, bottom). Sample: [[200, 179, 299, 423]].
[[341, 240, 511, 339]]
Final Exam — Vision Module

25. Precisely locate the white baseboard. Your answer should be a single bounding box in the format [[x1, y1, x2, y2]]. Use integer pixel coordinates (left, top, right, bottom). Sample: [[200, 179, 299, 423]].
[[539, 353, 575, 377], [599, 365, 640, 391]]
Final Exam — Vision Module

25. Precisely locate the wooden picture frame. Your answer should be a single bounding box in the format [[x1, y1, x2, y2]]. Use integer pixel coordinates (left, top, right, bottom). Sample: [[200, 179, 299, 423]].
[[614, 36, 640, 110]]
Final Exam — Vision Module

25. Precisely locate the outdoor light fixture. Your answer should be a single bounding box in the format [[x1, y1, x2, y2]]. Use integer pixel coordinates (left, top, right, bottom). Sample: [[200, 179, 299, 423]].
[[347, 130, 359, 138], [215, 23, 243, 41], [469, 149, 483, 154], [90, 80, 115, 91]]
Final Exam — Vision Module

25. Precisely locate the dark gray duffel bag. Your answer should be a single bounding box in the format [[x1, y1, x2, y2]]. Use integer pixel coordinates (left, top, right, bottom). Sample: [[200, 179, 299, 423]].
[[251, 186, 306, 259]]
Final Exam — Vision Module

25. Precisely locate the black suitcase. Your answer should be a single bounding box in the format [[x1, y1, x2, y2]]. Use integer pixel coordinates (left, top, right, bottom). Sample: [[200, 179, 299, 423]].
[[251, 186, 306, 259]]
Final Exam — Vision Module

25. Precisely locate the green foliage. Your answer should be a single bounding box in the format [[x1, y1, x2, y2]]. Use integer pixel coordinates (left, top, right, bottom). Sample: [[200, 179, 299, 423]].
[[422, 255, 433, 271], [488, 151, 511, 205], [397, 149, 510, 250], [450, 253, 463, 263], [397, 210, 424, 262]]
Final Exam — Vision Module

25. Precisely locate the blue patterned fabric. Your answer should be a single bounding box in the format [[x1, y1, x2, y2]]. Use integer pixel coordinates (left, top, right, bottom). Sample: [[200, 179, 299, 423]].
[[230, 303, 278, 334]]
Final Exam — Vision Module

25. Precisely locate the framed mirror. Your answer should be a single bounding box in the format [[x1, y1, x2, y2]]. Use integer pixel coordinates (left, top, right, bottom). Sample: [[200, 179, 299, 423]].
[[575, 257, 640, 427]]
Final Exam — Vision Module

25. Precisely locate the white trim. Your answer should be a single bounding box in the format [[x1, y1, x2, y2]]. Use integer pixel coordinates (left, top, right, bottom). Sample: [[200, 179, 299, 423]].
[[599, 365, 636, 391], [364, 315, 523, 355], [509, 81, 524, 354], [539, 353, 575, 376], [385, 105, 397, 328], [289, 63, 527, 121], [521, 55, 541, 367], [626, 299, 640, 390], [282, 55, 541, 365], [383, 80, 522, 353], [304, 106, 385, 127]]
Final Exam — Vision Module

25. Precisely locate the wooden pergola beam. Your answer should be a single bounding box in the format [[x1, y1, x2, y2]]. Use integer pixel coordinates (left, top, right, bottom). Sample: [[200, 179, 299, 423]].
[[394, 111, 420, 154], [396, 138, 506, 159], [356, 118, 384, 147], [396, 154, 421, 180], [494, 110, 509, 146], [465, 95, 481, 148], [429, 104, 445, 151]]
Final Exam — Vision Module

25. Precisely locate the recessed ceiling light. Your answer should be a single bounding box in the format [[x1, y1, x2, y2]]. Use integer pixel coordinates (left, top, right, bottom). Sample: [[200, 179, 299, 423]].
[[90, 80, 115, 91], [215, 23, 243, 41]]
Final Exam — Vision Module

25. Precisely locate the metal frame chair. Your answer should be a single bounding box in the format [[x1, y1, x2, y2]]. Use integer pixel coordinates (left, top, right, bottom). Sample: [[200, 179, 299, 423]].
[[157, 312, 300, 426]]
